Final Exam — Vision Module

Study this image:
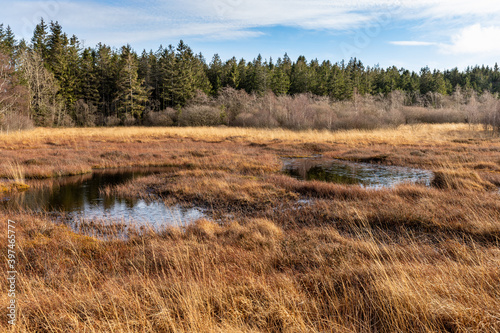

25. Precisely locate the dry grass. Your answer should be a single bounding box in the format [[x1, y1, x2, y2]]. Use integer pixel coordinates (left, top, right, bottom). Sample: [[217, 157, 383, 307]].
[[1, 124, 500, 332], [0, 124, 478, 147], [0, 161, 29, 193], [2, 206, 499, 332]]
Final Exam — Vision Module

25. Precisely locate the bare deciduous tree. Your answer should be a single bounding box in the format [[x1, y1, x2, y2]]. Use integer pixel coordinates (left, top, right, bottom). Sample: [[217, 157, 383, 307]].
[[18, 49, 65, 126], [0, 52, 30, 131]]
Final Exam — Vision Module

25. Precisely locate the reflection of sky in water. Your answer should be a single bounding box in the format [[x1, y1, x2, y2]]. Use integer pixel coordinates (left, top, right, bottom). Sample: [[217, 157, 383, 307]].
[[68, 200, 204, 228], [283, 158, 434, 189], [2, 167, 204, 228]]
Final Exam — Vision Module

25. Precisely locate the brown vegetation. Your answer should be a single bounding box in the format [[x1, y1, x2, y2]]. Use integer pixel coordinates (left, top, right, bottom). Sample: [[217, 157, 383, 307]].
[[0, 124, 499, 332]]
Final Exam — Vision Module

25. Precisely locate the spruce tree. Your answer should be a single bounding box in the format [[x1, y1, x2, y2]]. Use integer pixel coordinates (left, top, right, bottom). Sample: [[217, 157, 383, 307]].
[[31, 19, 48, 59], [208, 54, 223, 95], [0, 25, 16, 57], [271, 57, 291, 95], [115, 45, 148, 119], [289, 56, 310, 94], [223, 57, 240, 89]]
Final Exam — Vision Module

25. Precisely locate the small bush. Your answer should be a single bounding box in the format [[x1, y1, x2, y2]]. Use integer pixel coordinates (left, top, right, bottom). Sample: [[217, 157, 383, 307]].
[[122, 114, 137, 126], [74, 100, 97, 127], [144, 110, 174, 126], [105, 115, 121, 127], [402, 106, 466, 124], [179, 105, 223, 126], [0, 113, 33, 132]]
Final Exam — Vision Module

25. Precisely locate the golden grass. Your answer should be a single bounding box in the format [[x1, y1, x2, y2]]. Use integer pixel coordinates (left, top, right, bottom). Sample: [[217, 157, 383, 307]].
[[0, 123, 479, 147], [0, 161, 29, 193], [6, 161, 25, 183], [0, 124, 499, 332], [2, 207, 499, 332]]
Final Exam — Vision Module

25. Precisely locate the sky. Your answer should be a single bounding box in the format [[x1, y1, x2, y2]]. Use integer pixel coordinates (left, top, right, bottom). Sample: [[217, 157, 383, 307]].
[[2, 0, 500, 71]]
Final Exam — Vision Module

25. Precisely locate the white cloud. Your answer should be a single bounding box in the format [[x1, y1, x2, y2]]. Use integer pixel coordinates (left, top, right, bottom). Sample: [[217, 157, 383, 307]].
[[440, 24, 500, 54], [3, 0, 500, 56], [390, 41, 436, 46]]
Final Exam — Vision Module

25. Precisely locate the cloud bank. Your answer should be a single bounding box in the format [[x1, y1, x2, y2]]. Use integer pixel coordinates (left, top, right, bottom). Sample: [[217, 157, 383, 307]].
[[2, 0, 499, 58]]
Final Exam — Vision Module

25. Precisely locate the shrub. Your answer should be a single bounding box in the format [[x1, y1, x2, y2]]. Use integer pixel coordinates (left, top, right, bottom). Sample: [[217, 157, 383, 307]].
[[122, 114, 137, 126], [74, 100, 96, 127], [143, 110, 174, 126], [105, 115, 121, 127], [179, 105, 223, 126], [0, 113, 33, 132], [402, 106, 466, 124]]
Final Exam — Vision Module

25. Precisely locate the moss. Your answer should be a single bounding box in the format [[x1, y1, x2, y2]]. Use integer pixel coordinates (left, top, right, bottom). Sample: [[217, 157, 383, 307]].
[[0, 181, 30, 193]]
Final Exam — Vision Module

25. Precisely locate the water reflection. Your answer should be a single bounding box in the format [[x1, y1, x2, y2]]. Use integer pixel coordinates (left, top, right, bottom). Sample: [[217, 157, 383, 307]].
[[283, 158, 433, 189], [2, 167, 204, 227]]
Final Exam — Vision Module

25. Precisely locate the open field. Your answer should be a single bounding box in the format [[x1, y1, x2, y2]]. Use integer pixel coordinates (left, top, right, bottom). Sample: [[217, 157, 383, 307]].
[[1, 124, 500, 332]]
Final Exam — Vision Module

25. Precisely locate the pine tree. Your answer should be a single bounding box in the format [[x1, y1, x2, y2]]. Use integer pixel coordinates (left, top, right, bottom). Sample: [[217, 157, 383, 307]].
[[193, 52, 212, 95], [289, 56, 310, 94], [115, 45, 148, 119], [162, 41, 211, 106], [431, 70, 448, 95], [270, 57, 290, 95], [223, 57, 240, 89], [247, 54, 268, 94], [45, 21, 79, 111], [208, 54, 223, 95], [31, 19, 48, 59], [236, 58, 248, 91], [419, 66, 433, 95], [78, 48, 99, 105], [0, 25, 16, 57], [327, 64, 345, 100], [95, 43, 118, 118]]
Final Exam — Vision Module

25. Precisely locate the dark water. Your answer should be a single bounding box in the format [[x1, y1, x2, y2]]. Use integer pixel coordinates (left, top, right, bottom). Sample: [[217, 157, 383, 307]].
[[1, 167, 204, 228], [283, 158, 434, 188]]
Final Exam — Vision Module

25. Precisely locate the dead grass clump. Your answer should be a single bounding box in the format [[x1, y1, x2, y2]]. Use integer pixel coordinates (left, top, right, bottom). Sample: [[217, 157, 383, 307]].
[[157, 170, 296, 211], [5, 160, 25, 182], [392, 183, 432, 201], [185, 218, 222, 240], [479, 171, 500, 187], [186, 218, 283, 250], [221, 219, 283, 250], [100, 150, 131, 160], [270, 174, 370, 200], [472, 162, 499, 171], [432, 169, 496, 191]]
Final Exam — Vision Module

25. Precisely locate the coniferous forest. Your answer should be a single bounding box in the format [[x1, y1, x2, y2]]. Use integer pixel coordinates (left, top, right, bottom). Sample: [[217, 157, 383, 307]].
[[1, 19, 500, 131]]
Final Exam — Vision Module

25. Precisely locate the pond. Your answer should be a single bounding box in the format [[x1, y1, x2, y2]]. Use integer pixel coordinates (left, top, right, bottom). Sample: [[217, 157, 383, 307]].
[[1, 167, 205, 231], [282, 157, 434, 189], [1, 159, 436, 234]]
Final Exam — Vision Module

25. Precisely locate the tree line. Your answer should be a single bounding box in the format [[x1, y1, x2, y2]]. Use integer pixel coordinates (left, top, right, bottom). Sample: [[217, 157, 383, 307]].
[[0, 19, 499, 129]]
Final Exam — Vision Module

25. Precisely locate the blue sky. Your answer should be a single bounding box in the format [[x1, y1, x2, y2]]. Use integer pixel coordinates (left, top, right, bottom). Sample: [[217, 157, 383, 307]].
[[2, 0, 500, 71]]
